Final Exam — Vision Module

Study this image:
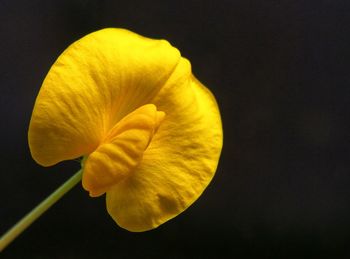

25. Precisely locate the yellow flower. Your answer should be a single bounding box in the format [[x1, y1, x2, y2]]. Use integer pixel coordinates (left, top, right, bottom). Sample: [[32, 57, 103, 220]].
[[28, 28, 223, 232]]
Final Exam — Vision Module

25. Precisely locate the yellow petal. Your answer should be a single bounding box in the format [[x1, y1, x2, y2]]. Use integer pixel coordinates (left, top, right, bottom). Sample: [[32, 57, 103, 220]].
[[106, 58, 223, 232], [28, 28, 180, 166], [29, 28, 223, 232], [82, 104, 165, 197]]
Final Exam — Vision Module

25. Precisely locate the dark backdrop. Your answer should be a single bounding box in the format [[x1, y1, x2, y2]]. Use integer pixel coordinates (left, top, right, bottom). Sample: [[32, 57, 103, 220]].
[[1, 0, 350, 258]]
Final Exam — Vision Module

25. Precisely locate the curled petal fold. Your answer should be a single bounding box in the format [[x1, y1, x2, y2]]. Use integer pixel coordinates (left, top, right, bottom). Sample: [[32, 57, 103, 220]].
[[28, 28, 223, 232], [82, 104, 165, 197]]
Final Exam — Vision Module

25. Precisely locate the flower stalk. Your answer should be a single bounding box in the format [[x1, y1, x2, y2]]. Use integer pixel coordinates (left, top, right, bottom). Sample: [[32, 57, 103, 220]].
[[0, 170, 82, 252]]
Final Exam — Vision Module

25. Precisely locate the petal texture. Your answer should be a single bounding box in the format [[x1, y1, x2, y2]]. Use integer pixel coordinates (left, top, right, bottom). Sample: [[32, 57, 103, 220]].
[[28, 28, 180, 166], [106, 58, 223, 231]]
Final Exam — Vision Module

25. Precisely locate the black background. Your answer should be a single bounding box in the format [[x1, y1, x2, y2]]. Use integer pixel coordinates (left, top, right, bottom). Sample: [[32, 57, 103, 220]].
[[1, 0, 350, 258]]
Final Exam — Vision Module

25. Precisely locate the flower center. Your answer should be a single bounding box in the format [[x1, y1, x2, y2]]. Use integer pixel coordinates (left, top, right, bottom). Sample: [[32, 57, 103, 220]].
[[82, 104, 165, 197]]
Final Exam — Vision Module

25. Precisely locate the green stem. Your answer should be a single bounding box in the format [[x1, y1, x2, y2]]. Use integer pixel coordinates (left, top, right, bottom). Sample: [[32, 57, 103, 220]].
[[0, 170, 83, 252]]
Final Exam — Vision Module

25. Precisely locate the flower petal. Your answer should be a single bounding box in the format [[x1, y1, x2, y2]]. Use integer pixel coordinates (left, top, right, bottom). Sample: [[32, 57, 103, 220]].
[[28, 28, 180, 166], [106, 58, 223, 232], [82, 104, 165, 197], [29, 28, 223, 232]]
